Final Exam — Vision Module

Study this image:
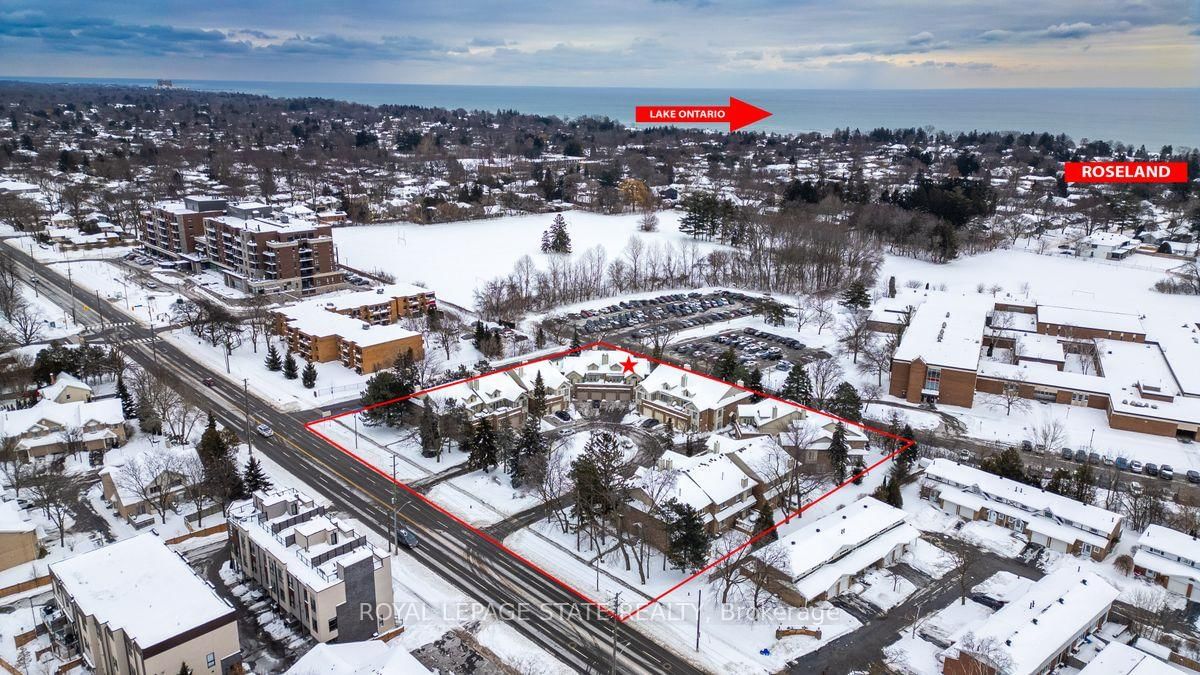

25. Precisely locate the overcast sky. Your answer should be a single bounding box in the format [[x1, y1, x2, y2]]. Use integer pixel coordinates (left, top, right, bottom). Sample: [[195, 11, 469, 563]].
[[0, 0, 1196, 88]]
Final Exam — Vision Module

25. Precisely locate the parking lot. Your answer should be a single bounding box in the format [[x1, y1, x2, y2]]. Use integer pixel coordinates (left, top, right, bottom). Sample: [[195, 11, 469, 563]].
[[555, 289, 764, 341], [1024, 441, 1200, 486], [669, 326, 832, 374]]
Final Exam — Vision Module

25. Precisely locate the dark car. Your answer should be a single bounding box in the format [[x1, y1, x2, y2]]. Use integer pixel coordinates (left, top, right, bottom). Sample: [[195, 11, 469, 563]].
[[1088, 451, 1101, 464], [202, 377, 216, 387], [395, 526, 419, 550], [554, 410, 571, 422], [1020, 440, 1033, 452], [1073, 449, 1088, 462], [1187, 470, 1200, 484], [640, 418, 661, 429], [1060, 448, 1074, 461], [1115, 457, 1130, 471], [1145, 463, 1160, 477]]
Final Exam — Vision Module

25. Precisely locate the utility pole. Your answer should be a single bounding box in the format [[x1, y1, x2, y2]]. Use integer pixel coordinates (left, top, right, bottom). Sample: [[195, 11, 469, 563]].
[[390, 454, 398, 553], [695, 588, 702, 652], [243, 379, 252, 457], [609, 591, 622, 675], [353, 412, 359, 449], [66, 262, 76, 323]]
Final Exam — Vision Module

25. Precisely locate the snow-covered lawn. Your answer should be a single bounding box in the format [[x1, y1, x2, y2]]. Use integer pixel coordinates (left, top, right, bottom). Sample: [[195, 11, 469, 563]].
[[334, 210, 726, 307], [46, 258, 186, 326], [901, 539, 957, 580], [855, 568, 917, 611]]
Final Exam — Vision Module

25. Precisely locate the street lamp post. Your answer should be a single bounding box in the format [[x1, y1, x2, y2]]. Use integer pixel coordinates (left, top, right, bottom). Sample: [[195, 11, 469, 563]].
[[609, 591, 622, 675], [243, 379, 252, 457]]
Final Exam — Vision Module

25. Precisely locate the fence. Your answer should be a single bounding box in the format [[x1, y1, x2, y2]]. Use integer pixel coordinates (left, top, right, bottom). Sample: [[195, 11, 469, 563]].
[[165, 522, 229, 545], [0, 574, 51, 599]]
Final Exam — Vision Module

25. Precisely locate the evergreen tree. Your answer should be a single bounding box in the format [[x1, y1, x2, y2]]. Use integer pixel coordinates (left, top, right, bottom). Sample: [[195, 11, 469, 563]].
[[282, 351, 298, 379], [828, 382, 863, 422], [978, 446, 1038, 486], [301, 361, 317, 389], [242, 456, 272, 493], [569, 327, 581, 350], [535, 325, 546, 349], [419, 403, 442, 458], [839, 280, 871, 310], [360, 370, 407, 427], [528, 371, 549, 421], [264, 343, 282, 371], [541, 214, 572, 253], [197, 415, 244, 506], [116, 374, 137, 419], [780, 364, 814, 406], [513, 419, 547, 487], [661, 499, 712, 572], [750, 503, 778, 548], [178, 663, 194, 675], [746, 367, 764, 401], [829, 422, 849, 483], [467, 418, 499, 472], [713, 347, 741, 382]]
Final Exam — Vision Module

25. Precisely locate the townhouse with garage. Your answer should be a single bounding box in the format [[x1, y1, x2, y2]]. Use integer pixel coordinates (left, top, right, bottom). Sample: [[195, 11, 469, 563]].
[[921, 459, 1124, 561], [273, 302, 424, 375], [98, 446, 198, 526], [0, 498, 38, 572], [228, 490, 397, 643], [1133, 524, 1200, 604], [635, 365, 752, 432], [0, 398, 126, 459], [939, 569, 1120, 675], [558, 349, 644, 402], [749, 496, 920, 607], [48, 534, 242, 675], [426, 367, 534, 428], [1078, 641, 1178, 675], [731, 398, 870, 475], [887, 292, 1200, 440]]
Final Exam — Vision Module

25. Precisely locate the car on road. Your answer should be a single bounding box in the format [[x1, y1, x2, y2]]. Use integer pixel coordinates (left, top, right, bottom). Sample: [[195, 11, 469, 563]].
[[1161, 465, 1175, 480], [1187, 470, 1200, 484], [255, 423, 274, 438], [1115, 457, 1130, 471], [1145, 462, 1160, 477], [28, 275, 39, 284], [1020, 440, 1033, 452], [202, 377, 216, 387], [640, 418, 660, 429], [144, 281, 158, 289], [395, 526, 419, 550], [1130, 460, 1144, 474], [1060, 448, 1073, 461]]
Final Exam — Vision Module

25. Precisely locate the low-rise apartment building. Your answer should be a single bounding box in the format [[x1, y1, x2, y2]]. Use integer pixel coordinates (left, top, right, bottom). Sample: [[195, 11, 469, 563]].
[[202, 214, 343, 295], [921, 459, 1123, 560], [750, 496, 919, 606], [319, 283, 437, 324], [273, 303, 424, 375], [940, 569, 1119, 675], [48, 534, 241, 675], [1133, 524, 1200, 603], [228, 490, 397, 643]]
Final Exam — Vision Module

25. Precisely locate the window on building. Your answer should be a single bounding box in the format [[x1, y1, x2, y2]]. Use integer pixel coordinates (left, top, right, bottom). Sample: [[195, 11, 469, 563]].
[[328, 617, 338, 632], [923, 367, 941, 393], [207, 653, 216, 668]]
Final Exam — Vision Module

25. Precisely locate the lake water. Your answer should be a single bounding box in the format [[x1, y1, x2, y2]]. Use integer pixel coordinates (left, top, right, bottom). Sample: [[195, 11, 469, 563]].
[[4, 76, 1197, 150]]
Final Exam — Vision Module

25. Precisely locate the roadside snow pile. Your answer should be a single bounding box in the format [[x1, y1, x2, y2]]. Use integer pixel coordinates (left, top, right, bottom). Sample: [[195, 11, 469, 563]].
[[900, 539, 957, 579]]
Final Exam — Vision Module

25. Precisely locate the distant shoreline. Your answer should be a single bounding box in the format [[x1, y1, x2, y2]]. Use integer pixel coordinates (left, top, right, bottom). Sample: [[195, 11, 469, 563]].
[[2, 76, 1196, 149]]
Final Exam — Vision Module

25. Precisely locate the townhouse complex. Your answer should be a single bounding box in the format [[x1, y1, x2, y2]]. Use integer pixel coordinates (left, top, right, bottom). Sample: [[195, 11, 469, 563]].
[[1133, 525, 1200, 603], [227, 490, 398, 643], [887, 292, 1200, 439]]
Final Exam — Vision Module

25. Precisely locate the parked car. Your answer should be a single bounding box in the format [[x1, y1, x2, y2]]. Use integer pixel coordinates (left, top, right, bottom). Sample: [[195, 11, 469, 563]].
[[1160, 465, 1175, 480], [1060, 448, 1074, 461], [1115, 457, 1130, 471], [1145, 463, 1160, 477], [554, 410, 572, 422], [1130, 460, 1144, 474], [255, 423, 274, 438], [395, 526, 419, 549], [1187, 470, 1200, 484], [1074, 449, 1088, 462], [1129, 481, 1144, 495], [1088, 451, 1101, 464], [958, 451, 972, 464], [1020, 440, 1033, 452], [1102, 455, 1114, 466]]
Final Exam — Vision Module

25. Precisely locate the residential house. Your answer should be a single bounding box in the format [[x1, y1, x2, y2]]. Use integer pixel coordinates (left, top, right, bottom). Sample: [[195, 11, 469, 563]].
[[0, 499, 38, 572], [627, 449, 762, 547], [284, 641, 432, 674], [558, 350, 643, 402], [39, 372, 93, 403], [98, 447, 197, 526], [1133, 524, 1200, 603], [227, 490, 397, 643], [939, 569, 1120, 675], [1075, 232, 1140, 260], [635, 365, 752, 432], [0, 398, 126, 459], [48, 534, 241, 675], [921, 459, 1124, 561], [750, 496, 919, 606]]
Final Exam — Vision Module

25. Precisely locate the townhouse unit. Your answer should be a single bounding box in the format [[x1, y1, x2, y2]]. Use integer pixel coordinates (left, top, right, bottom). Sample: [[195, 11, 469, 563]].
[[558, 349, 644, 402], [0, 398, 126, 459], [635, 365, 752, 432], [284, 641, 432, 674], [750, 496, 919, 606], [48, 535, 241, 675], [318, 283, 437, 325], [732, 398, 870, 474], [0, 498, 37, 572], [98, 446, 197, 525], [39, 371, 93, 403], [202, 213, 343, 295], [140, 195, 227, 264], [228, 490, 397, 643], [1078, 642, 1177, 675], [273, 303, 424, 375], [1133, 525, 1200, 603], [940, 569, 1120, 675], [921, 459, 1124, 561], [424, 360, 572, 428]]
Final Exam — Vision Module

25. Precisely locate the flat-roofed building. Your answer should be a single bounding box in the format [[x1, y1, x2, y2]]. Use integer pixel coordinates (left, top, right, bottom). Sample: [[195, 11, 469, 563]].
[[140, 195, 227, 263], [228, 490, 397, 643], [202, 214, 343, 295], [272, 303, 424, 374], [319, 284, 437, 325], [889, 295, 990, 407], [48, 534, 241, 675]]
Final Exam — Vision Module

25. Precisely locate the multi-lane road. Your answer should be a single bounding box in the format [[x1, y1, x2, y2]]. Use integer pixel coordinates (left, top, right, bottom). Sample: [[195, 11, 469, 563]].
[[3, 242, 707, 675]]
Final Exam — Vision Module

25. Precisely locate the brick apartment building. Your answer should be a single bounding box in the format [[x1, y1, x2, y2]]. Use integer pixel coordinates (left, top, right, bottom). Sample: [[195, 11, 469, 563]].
[[141, 195, 227, 267], [272, 302, 424, 374], [203, 213, 343, 295], [319, 283, 437, 324]]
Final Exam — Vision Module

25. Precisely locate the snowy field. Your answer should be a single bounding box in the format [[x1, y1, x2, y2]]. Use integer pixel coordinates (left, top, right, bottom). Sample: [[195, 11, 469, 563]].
[[334, 210, 725, 307]]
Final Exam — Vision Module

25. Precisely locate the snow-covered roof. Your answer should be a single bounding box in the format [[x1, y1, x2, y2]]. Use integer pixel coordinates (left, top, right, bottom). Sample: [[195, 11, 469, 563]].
[[318, 283, 433, 311], [945, 568, 1119, 675], [1079, 232, 1139, 249], [0, 398, 124, 438], [284, 640, 432, 674], [754, 497, 918, 597], [208, 214, 328, 236], [276, 303, 419, 346], [642, 449, 756, 515], [1015, 333, 1065, 363], [38, 372, 92, 402], [558, 349, 637, 381], [50, 534, 234, 650], [924, 459, 1123, 540], [1079, 641, 1177, 674], [509, 360, 569, 392], [892, 295, 990, 371], [1036, 304, 1145, 335], [638, 363, 751, 412], [1134, 525, 1200, 586], [0, 498, 35, 534]]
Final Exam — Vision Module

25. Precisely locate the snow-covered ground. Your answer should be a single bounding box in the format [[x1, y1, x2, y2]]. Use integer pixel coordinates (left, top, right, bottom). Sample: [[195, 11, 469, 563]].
[[334, 210, 726, 307]]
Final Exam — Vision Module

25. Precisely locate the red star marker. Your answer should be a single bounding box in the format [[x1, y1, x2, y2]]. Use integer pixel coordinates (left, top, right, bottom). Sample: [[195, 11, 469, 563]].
[[619, 356, 638, 374]]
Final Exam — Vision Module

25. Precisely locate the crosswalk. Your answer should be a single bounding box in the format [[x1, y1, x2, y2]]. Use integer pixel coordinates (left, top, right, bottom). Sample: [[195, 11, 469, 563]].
[[82, 320, 138, 332]]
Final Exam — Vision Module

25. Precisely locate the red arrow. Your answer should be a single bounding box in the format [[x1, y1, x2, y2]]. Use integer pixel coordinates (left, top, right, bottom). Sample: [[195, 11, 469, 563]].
[[635, 97, 772, 132]]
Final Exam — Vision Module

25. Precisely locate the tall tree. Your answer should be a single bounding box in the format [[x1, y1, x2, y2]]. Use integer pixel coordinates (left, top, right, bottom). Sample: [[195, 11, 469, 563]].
[[750, 503, 778, 548], [264, 343, 282, 372], [541, 214, 572, 254], [116, 374, 137, 419], [467, 418, 499, 472], [780, 364, 814, 406], [282, 351, 298, 379], [662, 499, 712, 573], [839, 280, 870, 310], [829, 422, 850, 483], [828, 382, 863, 422], [242, 456, 272, 494], [301, 361, 317, 389]]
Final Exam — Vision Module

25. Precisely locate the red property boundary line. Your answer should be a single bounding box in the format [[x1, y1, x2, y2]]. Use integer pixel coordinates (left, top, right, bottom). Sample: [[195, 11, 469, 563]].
[[304, 339, 915, 622]]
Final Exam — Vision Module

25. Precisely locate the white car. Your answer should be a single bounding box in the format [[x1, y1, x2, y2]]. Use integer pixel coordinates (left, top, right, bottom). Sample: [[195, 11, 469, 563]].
[[255, 424, 274, 438]]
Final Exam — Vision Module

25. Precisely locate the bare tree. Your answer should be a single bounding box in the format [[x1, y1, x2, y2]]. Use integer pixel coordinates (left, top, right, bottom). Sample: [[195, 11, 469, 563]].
[[9, 304, 45, 345], [27, 467, 82, 546], [0, 436, 31, 496], [117, 448, 185, 523], [762, 424, 826, 518], [953, 633, 1016, 674], [1029, 417, 1068, 454], [58, 425, 87, 459], [943, 537, 984, 606], [432, 313, 464, 361], [858, 335, 896, 386], [178, 452, 211, 527], [808, 357, 844, 407], [242, 294, 274, 354], [809, 298, 835, 335], [986, 376, 1031, 417]]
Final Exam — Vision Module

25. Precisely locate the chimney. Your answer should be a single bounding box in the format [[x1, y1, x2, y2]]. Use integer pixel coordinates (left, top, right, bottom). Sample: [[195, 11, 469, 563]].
[[681, 374, 688, 386], [602, 353, 609, 365]]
